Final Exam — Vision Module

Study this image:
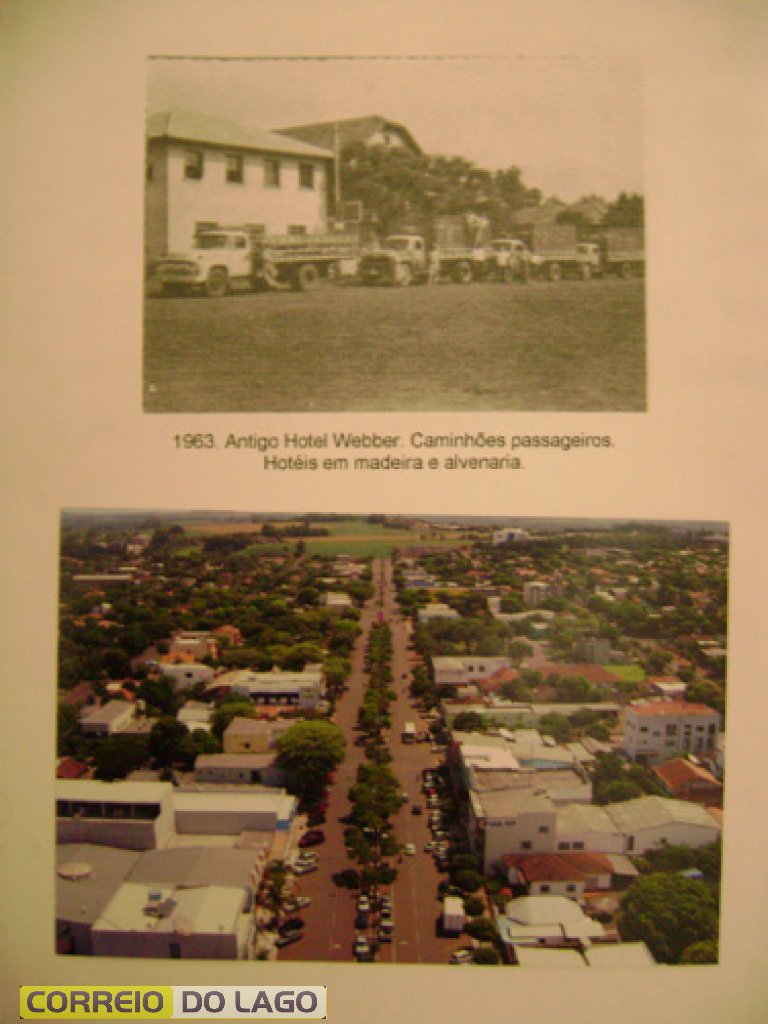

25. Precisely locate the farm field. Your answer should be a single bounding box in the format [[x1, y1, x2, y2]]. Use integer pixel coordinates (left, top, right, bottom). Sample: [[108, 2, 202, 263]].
[[144, 278, 645, 413], [187, 517, 468, 558]]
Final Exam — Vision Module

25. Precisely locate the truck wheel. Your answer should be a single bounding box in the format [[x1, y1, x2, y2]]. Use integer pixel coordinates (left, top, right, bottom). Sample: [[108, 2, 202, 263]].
[[293, 263, 320, 292], [620, 262, 633, 279], [395, 263, 413, 287], [205, 267, 229, 297], [580, 263, 592, 281], [547, 262, 562, 282], [453, 261, 473, 284]]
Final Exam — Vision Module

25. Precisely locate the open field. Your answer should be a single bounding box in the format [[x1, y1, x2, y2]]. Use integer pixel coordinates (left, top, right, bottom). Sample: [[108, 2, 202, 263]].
[[144, 278, 645, 413]]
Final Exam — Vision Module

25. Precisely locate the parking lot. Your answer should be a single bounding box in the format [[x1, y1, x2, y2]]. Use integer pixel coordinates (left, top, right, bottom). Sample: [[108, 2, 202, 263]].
[[144, 278, 645, 413]]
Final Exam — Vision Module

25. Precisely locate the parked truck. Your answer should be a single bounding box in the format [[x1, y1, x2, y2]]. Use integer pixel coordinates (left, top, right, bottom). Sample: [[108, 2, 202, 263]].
[[154, 226, 360, 296], [483, 238, 533, 282], [599, 226, 645, 278], [442, 896, 466, 936], [358, 214, 492, 286], [526, 224, 598, 281]]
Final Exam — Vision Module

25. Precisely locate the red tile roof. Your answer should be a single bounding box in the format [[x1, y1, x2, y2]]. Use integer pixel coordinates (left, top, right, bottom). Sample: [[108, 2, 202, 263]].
[[503, 852, 613, 882], [653, 758, 721, 792], [56, 756, 88, 779], [629, 701, 717, 718]]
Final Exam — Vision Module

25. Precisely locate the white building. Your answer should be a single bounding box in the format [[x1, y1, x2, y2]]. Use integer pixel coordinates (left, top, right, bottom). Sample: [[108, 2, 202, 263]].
[[496, 896, 604, 954], [173, 790, 296, 836], [193, 753, 283, 788], [223, 717, 291, 754], [604, 795, 721, 855], [145, 110, 334, 260], [492, 528, 531, 545], [156, 662, 216, 693], [432, 655, 509, 687], [522, 581, 549, 608], [623, 700, 719, 762], [56, 780, 175, 850], [80, 700, 136, 736], [220, 667, 323, 709], [418, 602, 460, 624], [468, 788, 558, 872], [554, 803, 625, 855]]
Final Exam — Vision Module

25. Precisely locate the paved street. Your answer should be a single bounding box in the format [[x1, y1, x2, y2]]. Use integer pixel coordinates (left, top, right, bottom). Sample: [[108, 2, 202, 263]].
[[280, 558, 465, 965]]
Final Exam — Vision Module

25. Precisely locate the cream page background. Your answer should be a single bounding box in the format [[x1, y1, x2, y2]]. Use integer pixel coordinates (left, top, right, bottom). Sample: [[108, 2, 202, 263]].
[[1, 1, 767, 1021]]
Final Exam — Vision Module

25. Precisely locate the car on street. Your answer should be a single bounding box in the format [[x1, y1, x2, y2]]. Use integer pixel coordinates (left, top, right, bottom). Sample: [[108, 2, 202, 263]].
[[279, 918, 305, 935], [403, 843, 416, 856], [378, 923, 393, 942], [299, 829, 325, 848], [306, 811, 326, 827], [292, 862, 318, 875], [450, 949, 474, 965], [357, 895, 371, 913], [354, 912, 369, 929], [353, 934, 371, 958], [411, 804, 423, 815]]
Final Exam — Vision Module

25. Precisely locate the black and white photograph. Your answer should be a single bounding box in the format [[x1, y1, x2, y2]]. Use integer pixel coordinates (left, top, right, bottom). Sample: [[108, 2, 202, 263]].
[[144, 57, 645, 413]]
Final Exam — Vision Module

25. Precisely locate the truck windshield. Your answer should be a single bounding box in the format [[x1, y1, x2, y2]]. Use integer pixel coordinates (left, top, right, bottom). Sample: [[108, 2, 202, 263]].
[[194, 234, 232, 249]]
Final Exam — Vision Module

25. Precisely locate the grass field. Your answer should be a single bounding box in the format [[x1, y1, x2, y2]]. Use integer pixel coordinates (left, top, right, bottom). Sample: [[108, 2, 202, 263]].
[[144, 278, 645, 413]]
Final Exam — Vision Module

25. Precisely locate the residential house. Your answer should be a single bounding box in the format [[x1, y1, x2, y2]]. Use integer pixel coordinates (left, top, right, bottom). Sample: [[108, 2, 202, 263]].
[[652, 758, 723, 807], [504, 852, 614, 900], [220, 666, 323, 709], [193, 753, 284, 788], [80, 700, 135, 737]]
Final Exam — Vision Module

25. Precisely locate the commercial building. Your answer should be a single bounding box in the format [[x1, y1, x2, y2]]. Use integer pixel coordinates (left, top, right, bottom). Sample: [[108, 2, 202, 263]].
[[622, 700, 719, 762]]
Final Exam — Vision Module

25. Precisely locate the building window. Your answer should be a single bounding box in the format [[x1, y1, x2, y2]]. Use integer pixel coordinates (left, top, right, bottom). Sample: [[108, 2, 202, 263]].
[[558, 842, 571, 850], [572, 841, 584, 850], [264, 158, 281, 187], [226, 153, 244, 184], [521, 841, 532, 850], [566, 884, 577, 893], [666, 724, 677, 737], [146, 159, 153, 182], [184, 150, 204, 180], [539, 884, 550, 893], [627, 835, 635, 851], [288, 225, 307, 236], [538, 826, 550, 833], [299, 162, 315, 189]]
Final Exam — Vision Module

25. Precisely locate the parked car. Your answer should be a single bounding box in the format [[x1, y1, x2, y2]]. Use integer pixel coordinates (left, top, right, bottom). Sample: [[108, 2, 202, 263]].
[[279, 918, 305, 935], [450, 949, 474, 965], [306, 811, 326, 827], [357, 894, 371, 913], [292, 862, 318, 876], [353, 934, 371, 958], [411, 805, 423, 815], [354, 912, 369, 929], [403, 843, 416, 856], [299, 829, 325, 848]]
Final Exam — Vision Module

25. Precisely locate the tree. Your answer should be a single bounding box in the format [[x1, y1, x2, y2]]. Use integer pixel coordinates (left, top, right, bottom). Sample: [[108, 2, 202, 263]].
[[680, 939, 718, 964], [148, 716, 189, 767], [537, 712, 573, 744], [211, 700, 253, 740], [462, 895, 485, 918], [617, 873, 718, 964], [473, 946, 501, 965], [276, 720, 346, 802], [452, 869, 484, 893], [93, 734, 148, 780], [465, 918, 499, 943], [452, 711, 487, 734]]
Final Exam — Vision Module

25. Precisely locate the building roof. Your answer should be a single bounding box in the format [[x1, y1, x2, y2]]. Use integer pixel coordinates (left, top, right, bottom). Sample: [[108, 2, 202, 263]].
[[498, 896, 604, 942], [277, 114, 422, 155], [92, 882, 245, 937], [584, 942, 656, 967], [172, 789, 295, 820], [56, 756, 88, 780], [126, 846, 260, 889], [503, 852, 613, 883], [556, 802, 621, 836], [653, 758, 722, 793], [57, 779, 172, 805], [57, 844, 142, 925], [514, 946, 587, 968], [604, 795, 722, 833], [147, 110, 333, 160], [195, 753, 275, 770], [474, 787, 555, 819], [80, 700, 133, 725], [627, 700, 717, 718]]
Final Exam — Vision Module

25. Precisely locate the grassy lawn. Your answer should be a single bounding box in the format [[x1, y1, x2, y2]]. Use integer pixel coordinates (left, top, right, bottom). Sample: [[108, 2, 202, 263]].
[[144, 278, 645, 413], [607, 664, 647, 683]]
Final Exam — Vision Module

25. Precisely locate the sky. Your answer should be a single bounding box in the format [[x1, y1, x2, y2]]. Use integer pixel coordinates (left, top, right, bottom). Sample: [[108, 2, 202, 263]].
[[147, 56, 643, 203]]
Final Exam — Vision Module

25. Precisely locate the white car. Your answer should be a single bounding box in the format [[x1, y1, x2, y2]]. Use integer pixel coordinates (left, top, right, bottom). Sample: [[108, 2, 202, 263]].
[[357, 895, 371, 913], [450, 949, 474, 965], [353, 934, 371, 957], [403, 843, 416, 856]]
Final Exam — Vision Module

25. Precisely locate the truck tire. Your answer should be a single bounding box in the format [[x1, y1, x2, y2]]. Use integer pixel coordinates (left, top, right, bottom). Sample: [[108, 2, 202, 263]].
[[453, 261, 473, 285], [580, 262, 592, 281], [395, 263, 413, 287], [293, 263, 320, 292], [620, 262, 633, 279], [547, 262, 562, 282], [205, 267, 229, 297]]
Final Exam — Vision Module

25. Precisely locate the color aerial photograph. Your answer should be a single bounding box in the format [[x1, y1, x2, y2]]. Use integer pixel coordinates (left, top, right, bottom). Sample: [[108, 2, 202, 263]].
[[55, 513, 726, 966], [143, 57, 645, 413]]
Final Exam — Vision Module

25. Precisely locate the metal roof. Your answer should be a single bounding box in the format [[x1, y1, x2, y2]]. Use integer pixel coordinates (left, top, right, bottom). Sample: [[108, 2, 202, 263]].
[[147, 110, 334, 160]]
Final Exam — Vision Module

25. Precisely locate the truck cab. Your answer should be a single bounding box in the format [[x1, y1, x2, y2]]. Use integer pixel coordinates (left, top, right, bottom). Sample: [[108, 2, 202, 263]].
[[486, 238, 532, 282], [156, 229, 253, 296], [358, 235, 429, 286]]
